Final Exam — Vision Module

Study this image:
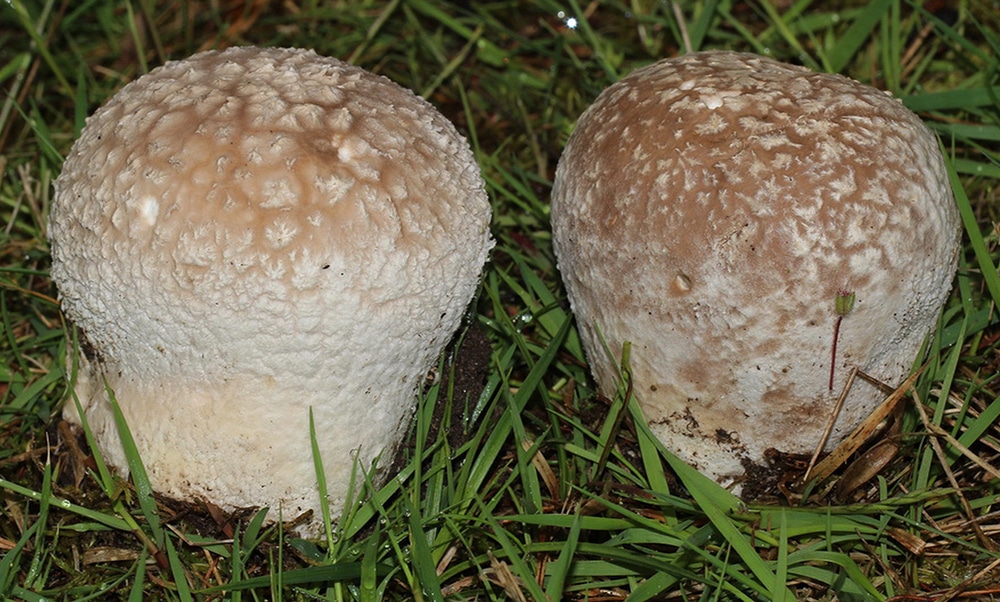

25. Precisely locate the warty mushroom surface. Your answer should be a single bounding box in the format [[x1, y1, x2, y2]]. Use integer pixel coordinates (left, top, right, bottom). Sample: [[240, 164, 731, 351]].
[[49, 46, 494, 527], [551, 50, 961, 484]]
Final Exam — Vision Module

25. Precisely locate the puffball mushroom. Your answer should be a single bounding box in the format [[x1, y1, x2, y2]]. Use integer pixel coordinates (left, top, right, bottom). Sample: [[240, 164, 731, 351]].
[[50, 46, 493, 526], [551, 51, 960, 484]]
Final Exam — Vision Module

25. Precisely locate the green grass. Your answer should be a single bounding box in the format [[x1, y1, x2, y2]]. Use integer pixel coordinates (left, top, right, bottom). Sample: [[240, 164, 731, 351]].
[[3, 0, 1000, 599]]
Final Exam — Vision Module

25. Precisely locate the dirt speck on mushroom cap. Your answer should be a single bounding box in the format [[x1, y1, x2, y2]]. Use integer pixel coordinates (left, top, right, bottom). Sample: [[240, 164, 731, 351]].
[[551, 51, 960, 483], [50, 47, 493, 526]]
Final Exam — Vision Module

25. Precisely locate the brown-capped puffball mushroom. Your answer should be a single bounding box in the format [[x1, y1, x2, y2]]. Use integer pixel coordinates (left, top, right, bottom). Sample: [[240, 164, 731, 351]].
[[551, 51, 960, 485], [49, 47, 493, 528]]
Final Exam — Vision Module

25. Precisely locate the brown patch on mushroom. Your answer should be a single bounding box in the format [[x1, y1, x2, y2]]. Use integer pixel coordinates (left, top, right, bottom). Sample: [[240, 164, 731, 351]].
[[551, 51, 961, 484]]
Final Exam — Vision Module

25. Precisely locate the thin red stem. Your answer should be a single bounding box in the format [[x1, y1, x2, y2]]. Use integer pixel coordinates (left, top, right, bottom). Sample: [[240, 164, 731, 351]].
[[829, 315, 843, 392]]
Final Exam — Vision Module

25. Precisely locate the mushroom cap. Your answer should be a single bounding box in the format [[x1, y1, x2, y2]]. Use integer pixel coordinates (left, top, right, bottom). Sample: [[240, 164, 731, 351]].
[[50, 47, 493, 523], [551, 51, 960, 483]]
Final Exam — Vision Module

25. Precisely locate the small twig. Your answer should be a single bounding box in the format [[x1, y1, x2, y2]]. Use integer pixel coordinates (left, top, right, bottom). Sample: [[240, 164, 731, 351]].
[[900, 20, 937, 81], [915, 407, 1000, 482], [804, 367, 923, 485], [671, 2, 692, 54], [912, 390, 997, 552], [933, 557, 1000, 602], [804, 366, 858, 481]]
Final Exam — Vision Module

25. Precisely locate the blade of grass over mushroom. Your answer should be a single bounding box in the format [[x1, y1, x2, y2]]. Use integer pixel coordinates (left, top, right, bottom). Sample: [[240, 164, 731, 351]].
[[632, 407, 672, 497], [664, 462, 795, 600], [629, 387, 795, 600], [359, 517, 381, 602], [308, 407, 336, 549], [65, 358, 115, 481], [105, 382, 165, 550]]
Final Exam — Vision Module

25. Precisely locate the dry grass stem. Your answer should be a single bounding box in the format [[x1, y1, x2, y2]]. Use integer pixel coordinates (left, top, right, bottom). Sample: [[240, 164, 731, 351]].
[[805, 368, 922, 485]]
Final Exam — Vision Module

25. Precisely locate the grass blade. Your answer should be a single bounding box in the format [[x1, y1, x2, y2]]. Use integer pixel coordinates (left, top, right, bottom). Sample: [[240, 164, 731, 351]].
[[825, 0, 893, 73], [105, 382, 164, 549], [543, 511, 582, 600], [658, 426, 794, 599], [944, 151, 1000, 308]]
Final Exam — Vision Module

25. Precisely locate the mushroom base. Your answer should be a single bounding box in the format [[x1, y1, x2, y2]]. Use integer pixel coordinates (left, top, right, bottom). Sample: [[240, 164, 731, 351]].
[[588, 320, 925, 490], [64, 349, 415, 534]]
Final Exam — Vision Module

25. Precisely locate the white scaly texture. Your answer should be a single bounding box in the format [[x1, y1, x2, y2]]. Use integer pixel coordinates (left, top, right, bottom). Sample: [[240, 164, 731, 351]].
[[51, 47, 493, 528]]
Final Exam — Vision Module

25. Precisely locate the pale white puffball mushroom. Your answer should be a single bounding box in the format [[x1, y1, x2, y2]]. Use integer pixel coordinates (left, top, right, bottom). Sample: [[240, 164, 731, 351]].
[[551, 51, 960, 484], [50, 47, 493, 526]]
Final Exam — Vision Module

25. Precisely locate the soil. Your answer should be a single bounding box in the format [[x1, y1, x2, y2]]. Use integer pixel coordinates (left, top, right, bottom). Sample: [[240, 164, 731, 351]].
[[388, 318, 493, 471]]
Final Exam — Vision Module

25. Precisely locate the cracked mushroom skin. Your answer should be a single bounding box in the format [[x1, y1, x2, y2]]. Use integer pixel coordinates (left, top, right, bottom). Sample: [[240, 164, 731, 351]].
[[551, 51, 960, 484], [50, 47, 493, 525]]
